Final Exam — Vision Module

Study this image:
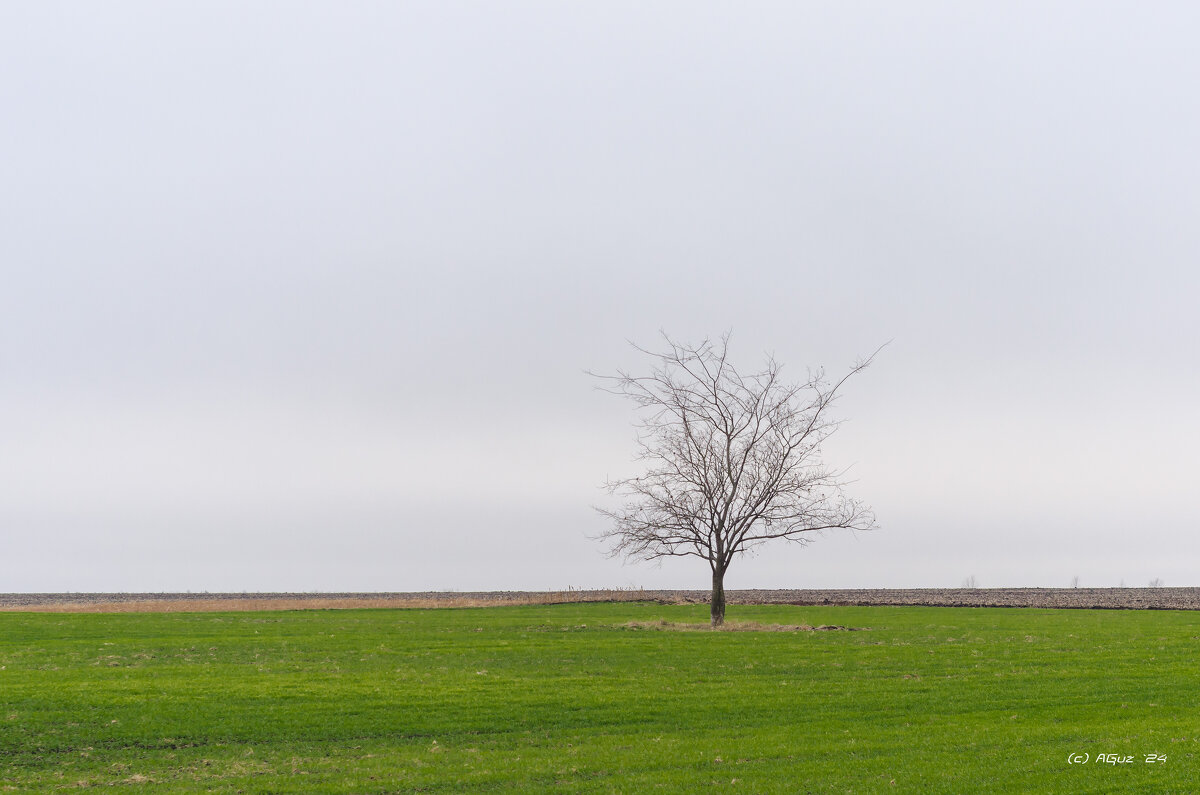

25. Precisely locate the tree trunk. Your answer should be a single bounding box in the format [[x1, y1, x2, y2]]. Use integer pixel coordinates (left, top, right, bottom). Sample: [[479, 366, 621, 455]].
[[710, 566, 726, 627]]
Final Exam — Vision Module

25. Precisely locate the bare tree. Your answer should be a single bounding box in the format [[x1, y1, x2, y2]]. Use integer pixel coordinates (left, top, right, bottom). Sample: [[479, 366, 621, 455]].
[[592, 333, 879, 626]]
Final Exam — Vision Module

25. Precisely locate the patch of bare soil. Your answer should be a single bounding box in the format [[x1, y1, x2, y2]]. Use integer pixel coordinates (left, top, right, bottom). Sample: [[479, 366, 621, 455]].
[[622, 620, 864, 632]]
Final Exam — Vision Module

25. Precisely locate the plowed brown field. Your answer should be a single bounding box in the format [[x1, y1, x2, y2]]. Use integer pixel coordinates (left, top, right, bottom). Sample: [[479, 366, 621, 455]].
[[3, 587, 1197, 612]]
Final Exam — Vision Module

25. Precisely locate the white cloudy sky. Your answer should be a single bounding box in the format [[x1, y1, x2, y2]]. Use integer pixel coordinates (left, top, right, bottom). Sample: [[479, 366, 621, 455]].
[[3, 2, 1197, 592]]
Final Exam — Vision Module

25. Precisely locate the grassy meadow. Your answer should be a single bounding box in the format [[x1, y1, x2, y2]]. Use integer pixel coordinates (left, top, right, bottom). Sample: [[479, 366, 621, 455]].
[[1, 602, 1197, 793]]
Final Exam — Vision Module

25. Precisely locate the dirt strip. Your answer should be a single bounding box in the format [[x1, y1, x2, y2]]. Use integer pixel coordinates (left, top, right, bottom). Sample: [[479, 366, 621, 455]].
[[2, 588, 1199, 613]]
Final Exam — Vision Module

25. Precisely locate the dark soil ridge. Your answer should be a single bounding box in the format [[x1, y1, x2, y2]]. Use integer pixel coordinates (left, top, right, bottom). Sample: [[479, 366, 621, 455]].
[[3, 588, 1199, 611]]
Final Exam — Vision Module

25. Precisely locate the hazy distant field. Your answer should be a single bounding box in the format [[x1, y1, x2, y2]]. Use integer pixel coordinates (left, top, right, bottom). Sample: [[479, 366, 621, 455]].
[[2, 603, 1196, 792], [6, 587, 1200, 612]]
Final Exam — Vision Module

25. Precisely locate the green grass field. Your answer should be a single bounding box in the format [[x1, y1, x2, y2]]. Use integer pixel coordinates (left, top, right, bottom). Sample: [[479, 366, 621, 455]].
[[2, 603, 1197, 793]]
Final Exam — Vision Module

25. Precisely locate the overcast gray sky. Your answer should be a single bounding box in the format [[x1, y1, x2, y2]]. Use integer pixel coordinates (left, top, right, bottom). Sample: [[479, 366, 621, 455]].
[[3, 2, 1197, 592]]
